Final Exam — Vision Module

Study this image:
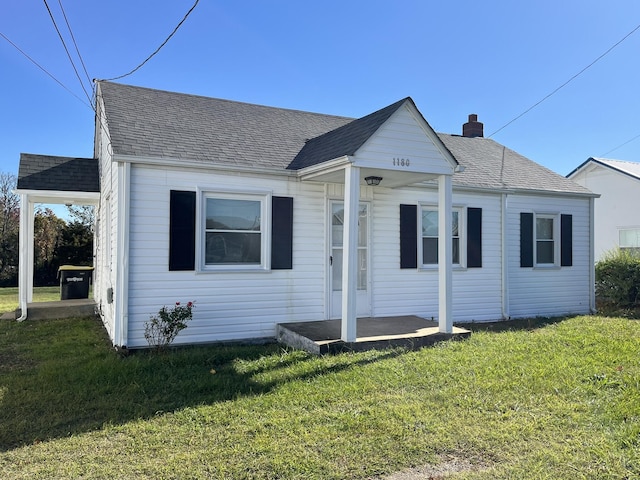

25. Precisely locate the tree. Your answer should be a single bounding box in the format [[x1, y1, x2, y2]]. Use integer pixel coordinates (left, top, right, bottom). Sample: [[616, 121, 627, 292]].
[[57, 221, 93, 266], [66, 205, 95, 230], [0, 172, 19, 285], [33, 207, 66, 286]]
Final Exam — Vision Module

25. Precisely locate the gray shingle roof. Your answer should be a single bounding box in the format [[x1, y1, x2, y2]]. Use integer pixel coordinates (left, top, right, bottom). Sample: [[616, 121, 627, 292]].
[[17, 154, 99, 192], [437, 135, 592, 195], [98, 81, 591, 196], [98, 82, 353, 169], [287, 97, 409, 170]]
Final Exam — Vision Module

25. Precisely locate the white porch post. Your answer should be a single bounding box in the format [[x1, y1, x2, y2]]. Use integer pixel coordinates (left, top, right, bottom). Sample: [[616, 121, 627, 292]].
[[341, 164, 360, 342], [17, 194, 34, 321], [438, 174, 453, 333]]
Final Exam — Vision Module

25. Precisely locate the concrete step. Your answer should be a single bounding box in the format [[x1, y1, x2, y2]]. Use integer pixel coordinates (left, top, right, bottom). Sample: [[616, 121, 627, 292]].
[[8, 299, 97, 320]]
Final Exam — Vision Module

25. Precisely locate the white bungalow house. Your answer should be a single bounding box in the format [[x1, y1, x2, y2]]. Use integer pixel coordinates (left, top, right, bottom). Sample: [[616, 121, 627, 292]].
[[16, 82, 596, 349], [568, 157, 640, 260]]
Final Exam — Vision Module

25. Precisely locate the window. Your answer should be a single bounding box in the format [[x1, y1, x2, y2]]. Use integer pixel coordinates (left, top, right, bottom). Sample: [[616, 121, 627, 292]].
[[204, 195, 264, 267], [520, 212, 572, 268], [619, 228, 640, 253], [400, 204, 482, 269], [169, 191, 293, 272], [535, 215, 555, 265], [421, 207, 461, 265]]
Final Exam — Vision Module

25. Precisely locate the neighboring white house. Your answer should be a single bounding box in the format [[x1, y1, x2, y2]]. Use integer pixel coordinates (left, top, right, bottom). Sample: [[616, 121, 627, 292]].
[[568, 157, 640, 260], [17, 82, 597, 349]]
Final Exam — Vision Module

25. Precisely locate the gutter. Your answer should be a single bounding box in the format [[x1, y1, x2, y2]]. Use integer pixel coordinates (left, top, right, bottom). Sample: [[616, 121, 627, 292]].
[[112, 154, 297, 178]]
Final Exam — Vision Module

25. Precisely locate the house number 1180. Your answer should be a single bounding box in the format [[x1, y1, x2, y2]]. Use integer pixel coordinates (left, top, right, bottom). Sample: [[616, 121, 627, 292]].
[[393, 157, 410, 167]]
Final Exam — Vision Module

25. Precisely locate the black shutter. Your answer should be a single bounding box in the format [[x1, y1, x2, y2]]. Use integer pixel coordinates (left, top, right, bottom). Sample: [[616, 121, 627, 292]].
[[520, 212, 534, 268], [169, 190, 196, 271], [400, 204, 418, 269], [561, 214, 573, 267], [271, 196, 293, 270], [467, 207, 482, 268]]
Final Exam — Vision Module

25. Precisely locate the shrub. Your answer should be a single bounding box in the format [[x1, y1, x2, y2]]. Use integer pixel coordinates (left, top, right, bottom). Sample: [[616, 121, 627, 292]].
[[144, 301, 194, 350], [595, 249, 640, 309]]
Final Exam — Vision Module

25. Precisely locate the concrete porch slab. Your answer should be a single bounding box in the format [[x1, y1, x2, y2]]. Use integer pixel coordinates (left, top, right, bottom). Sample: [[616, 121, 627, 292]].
[[277, 315, 470, 355], [4, 299, 97, 321]]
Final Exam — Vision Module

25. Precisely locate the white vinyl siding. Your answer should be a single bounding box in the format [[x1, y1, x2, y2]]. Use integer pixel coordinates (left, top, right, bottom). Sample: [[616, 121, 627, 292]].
[[353, 105, 454, 176], [570, 163, 640, 260], [508, 195, 591, 318], [126, 165, 326, 347], [371, 188, 503, 323], [120, 165, 592, 347], [94, 98, 118, 341]]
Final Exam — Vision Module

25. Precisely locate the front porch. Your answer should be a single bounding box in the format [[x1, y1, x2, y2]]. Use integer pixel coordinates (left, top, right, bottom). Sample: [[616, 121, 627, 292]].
[[277, 315, 470, 355], [1, 299, 97, 321]]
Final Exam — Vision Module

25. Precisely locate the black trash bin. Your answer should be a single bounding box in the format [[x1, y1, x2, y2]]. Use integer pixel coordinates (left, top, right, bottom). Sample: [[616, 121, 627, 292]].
[[58, 265, 94, 300]]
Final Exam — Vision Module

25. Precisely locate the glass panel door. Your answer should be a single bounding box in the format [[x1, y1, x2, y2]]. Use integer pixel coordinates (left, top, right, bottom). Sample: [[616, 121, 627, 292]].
[[330, 202, 370, 318]]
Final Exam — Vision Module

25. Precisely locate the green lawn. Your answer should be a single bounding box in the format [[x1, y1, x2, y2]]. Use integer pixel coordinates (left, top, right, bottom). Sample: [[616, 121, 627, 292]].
[[0, 286, 61, 314], [0, 315, 638, 479]]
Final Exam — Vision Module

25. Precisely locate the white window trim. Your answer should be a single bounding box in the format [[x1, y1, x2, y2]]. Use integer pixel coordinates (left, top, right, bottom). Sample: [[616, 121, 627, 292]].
[[419, 204, 467, 269], [534, 212, 560, 267], [196, 187, 272, 272], [619, 227, 640, 249]]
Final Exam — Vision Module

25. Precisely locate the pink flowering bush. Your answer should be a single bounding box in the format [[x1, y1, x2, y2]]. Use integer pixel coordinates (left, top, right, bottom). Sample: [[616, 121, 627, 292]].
[[144, 301, 195, 350]]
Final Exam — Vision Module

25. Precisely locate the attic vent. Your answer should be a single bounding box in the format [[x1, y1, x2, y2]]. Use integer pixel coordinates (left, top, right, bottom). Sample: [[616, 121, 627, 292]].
[[462, 114, 484, 138]]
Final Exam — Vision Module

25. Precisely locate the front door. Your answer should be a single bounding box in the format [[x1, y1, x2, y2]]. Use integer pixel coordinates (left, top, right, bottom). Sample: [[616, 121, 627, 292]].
[[330, 201, 371, 319]]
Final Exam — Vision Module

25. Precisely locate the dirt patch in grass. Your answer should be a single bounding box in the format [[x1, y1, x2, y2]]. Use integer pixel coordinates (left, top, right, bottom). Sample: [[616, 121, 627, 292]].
[[379, 454, 490, 479], [0, 346, 34, 373]]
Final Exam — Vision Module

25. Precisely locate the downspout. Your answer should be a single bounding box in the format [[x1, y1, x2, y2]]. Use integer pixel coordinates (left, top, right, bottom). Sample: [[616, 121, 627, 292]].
[[589, 196, 596, 313], [501, 193, 510, 320], [17, 195, 33, 322], [114, 162, 131, 347]]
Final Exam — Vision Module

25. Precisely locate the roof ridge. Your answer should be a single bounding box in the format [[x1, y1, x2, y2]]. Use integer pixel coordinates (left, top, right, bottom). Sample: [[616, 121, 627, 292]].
[[97, 80, 354, 122], [287, 97, 411, 170]]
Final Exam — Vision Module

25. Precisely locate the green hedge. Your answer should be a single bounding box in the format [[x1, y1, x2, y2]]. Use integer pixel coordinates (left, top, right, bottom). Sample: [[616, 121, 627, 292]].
[[595, 249, 640, 308]]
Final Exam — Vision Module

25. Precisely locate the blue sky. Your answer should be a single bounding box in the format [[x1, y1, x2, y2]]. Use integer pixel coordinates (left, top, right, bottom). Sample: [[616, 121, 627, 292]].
[[2, 0, 640, 191]]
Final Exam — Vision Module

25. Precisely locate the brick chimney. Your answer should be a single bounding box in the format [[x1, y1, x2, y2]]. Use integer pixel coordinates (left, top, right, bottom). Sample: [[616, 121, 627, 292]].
[[462, 114, 483, 138]]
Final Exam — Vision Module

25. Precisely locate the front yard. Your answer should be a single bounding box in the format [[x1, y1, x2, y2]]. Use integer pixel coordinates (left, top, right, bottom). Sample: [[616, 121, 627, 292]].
[[0, 313, 638, 479]]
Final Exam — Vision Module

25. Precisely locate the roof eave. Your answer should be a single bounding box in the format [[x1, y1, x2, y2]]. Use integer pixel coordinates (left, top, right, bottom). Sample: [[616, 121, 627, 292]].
[[568, 156, 640, 182], [112, 154, 296, 177], [13, 189, 100, 204]]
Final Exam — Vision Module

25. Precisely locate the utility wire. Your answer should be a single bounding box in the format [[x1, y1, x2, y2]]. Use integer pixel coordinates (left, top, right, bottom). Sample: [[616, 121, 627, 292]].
[[600, 132, 640, 157], [0, 31, 91, 109], [56, 0, 93, 89], [42, 0, 93, 105], [103, 0, 200, 81], [488, 22, 640, 138]]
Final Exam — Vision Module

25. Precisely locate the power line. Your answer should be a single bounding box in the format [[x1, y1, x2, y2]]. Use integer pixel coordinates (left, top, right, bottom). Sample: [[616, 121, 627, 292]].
[[488, 22, 640, 138], [601, 132, 640, 157], [0, 31, 91, 109], [102, 0, 200, 81], [42, 0, 93, 105], [56, 0, 93, 90]]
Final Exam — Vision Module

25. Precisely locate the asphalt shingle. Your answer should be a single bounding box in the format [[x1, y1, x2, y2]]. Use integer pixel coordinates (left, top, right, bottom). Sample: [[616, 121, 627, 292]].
[[98, 81, 591, 196], [98, 82, 353, 169], [17, 154, 99, 192]]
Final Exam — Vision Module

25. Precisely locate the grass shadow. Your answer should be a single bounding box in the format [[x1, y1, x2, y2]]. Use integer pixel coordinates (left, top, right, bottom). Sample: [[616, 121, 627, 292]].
[[0, 316, 404, 451], [457, 315, 570, 333]]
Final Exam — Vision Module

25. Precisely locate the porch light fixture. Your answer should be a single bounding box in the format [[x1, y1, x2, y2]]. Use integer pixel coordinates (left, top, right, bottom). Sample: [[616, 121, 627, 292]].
[[365, 176, 383, 186]]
